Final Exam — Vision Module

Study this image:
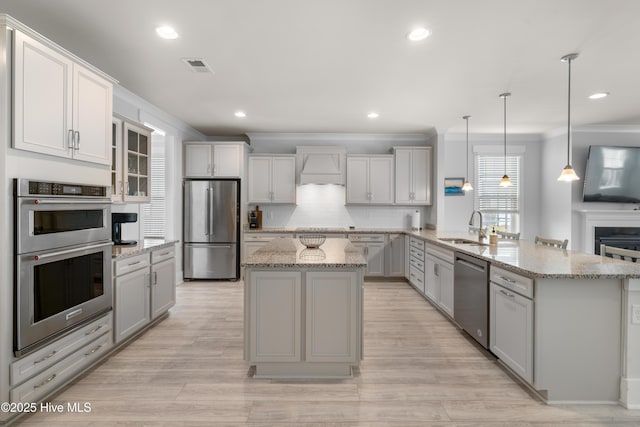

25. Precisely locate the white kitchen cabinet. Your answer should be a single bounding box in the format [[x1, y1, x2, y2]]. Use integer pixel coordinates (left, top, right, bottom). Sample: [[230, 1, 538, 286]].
[[184, 142, 243, 178], [248, 155, 296, 203], [424, 243, 455, 317], [346, 155, 394, 204], [408, 237, 425, 293], [386, 233, 405, 277], [490, 266, 534, 384], [111, 117, 152, 203], [243, 233, 294, 261], [348, 234, 385, 277], [13, 30, 112, 165], [113, 245, 176, 343], [394, 147, 432, 205]]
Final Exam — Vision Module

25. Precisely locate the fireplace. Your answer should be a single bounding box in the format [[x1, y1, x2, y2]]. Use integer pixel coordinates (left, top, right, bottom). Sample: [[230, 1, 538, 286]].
[[594, 227, 640, 255]]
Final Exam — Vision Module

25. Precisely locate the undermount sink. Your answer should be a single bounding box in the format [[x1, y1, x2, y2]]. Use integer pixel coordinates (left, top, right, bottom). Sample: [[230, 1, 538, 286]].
[[438, 237, 488, 246]]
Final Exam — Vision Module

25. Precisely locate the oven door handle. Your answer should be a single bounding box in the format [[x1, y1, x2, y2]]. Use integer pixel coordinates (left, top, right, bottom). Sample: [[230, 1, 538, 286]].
[[30, 199, 110, 205], [33, 242, 112, 261]]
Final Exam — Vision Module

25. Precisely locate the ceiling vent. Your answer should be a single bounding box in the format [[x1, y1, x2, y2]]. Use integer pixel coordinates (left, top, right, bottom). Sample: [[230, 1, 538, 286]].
[[181, 58, 213, 73]]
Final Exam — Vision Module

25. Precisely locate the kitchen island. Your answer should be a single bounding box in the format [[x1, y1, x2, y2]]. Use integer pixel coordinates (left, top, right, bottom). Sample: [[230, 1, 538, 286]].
[[242, 237, 366, 378]]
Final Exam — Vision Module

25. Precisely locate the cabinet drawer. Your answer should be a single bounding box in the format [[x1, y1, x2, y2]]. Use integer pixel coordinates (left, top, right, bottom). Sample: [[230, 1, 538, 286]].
[[151, 246, 175, 264], [11, 332, 112, 404], [348, 234, 385, 242], [425, 243, 454, 264], [244, 233, 292, 242], [490, 266, 534, 299], [409, 265, 424, 288], [114, 253, 150, 276], [410, 237, 425, 251], [409, 246, 425, 260], [409, 255, 424, 271], [10, 312, 112, 386]]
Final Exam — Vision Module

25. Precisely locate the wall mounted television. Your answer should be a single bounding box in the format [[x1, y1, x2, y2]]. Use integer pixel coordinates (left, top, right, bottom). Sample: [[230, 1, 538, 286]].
[[583, 145, 640, 203]]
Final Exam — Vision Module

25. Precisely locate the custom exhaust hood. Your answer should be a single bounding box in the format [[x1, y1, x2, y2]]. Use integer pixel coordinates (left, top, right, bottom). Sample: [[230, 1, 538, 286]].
[[296, 146, 346, 185]]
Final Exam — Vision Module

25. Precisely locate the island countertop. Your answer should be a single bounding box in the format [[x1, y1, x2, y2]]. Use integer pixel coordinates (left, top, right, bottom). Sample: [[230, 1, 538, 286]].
[[242, 238, 366, 268]]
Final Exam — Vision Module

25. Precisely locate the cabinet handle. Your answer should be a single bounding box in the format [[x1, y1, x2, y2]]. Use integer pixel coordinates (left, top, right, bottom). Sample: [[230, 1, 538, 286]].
[[207, 164, 211, 173], [34, 374, 57, 389], [84, 344, 103, 357], [153, 271, 158, 285], [146, 273, 151, 288], [74, 131, 80, 150], [33, 350, 57, 364], [499, 289, 516, 298], [127, 260, 142, 267], [68, 129, 74, 149], [499, 275, 516, 284], [85, 325, 104, 336], [434, 263, 439, 277]]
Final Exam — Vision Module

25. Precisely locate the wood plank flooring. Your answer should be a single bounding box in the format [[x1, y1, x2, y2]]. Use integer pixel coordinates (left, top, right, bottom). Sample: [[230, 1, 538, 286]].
[[14, 281, 640, 426]]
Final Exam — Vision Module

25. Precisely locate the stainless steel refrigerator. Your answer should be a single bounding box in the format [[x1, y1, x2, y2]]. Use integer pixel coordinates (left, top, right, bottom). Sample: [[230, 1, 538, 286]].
[[183, 179, 240, 279]]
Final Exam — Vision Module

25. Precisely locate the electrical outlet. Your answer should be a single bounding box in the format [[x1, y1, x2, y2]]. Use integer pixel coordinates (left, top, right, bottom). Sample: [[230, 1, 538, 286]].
[[632, 305, 640, 325]]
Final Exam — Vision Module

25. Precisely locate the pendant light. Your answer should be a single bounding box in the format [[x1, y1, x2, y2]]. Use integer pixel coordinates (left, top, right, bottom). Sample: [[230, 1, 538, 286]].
[[558, 53, 580, 182], [498, 92, 513, 187], [461, 115, 473, 192]]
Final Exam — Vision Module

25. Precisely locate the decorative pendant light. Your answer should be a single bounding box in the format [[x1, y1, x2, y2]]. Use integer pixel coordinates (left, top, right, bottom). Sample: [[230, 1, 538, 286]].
[[558, 53, 580, 182], [461, 115, 473, 192], [498, 92, 513, 187]]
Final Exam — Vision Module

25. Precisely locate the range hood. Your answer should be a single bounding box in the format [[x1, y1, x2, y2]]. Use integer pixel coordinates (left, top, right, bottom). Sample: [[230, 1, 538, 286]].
[[296, 146, 346, 185]]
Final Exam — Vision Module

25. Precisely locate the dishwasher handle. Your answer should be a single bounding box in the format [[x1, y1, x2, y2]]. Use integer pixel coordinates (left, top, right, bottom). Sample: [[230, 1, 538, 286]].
[[456, 258, 487, 273]]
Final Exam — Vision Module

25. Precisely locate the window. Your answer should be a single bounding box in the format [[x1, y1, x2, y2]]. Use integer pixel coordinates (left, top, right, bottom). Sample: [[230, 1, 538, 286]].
[[474, 152, 521, 233], [142, 125, 166, 239]]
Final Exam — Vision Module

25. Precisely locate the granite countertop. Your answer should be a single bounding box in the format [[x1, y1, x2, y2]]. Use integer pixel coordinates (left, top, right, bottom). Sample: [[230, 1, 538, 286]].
[[243, 226, 408, 234], [242, 237, 367, 268], [112, 239, 178, 260]]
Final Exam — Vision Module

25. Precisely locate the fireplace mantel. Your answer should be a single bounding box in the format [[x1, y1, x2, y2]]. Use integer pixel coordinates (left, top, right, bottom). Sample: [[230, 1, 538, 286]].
[[576, 209, 640, 253]]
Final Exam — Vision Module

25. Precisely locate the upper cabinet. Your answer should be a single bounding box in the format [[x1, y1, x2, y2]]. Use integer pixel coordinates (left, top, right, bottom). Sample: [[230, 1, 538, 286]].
[[111, 115, 152, 203], [183, 142, 243, 178], [248, 155, 296, 204], [346, 155, 394, 204], [394, 147, 432, 205], [13, 30, 113, 165]]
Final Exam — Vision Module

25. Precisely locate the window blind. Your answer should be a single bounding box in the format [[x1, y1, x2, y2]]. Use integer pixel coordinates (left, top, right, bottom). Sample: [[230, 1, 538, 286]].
[[475, 154, 520, 213], [143, 134, 166, 239]]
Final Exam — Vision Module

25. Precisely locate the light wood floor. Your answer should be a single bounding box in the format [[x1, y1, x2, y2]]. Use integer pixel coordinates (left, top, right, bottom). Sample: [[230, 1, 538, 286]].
[[15, 281, 640, 426]]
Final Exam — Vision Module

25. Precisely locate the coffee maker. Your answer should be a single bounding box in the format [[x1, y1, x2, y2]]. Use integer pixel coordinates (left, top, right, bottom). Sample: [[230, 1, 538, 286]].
[[112, 212, 138, 245]]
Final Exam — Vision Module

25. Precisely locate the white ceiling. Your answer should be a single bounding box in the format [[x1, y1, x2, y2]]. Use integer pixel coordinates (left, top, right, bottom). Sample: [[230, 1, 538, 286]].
[[3, 0, 640, 136]]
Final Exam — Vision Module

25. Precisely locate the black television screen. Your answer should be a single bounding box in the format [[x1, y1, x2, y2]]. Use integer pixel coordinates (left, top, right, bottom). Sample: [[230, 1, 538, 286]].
[[583, 145, 640, 203]]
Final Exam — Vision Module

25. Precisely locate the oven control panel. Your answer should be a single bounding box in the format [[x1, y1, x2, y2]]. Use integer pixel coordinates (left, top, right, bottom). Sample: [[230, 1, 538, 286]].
[[16, 179, 109, 198]]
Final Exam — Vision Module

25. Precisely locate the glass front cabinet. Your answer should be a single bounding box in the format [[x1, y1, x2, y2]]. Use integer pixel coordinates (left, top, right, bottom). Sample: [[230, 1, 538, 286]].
[[111, 115, 152, 203]]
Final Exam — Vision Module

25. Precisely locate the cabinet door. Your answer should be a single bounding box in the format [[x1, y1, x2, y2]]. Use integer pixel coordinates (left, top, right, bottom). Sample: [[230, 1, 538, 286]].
[[386, 234, 405, 277], [248, 157, 272, 203], [250, 271, 301, 362], [369, 156, 394, 204], [437, 261, 454, 317], [346, 157, 370, 203], [394, 149, 412, 203], [424, 255, 439, 302], [151, 258, 176, 320], [114, 268, 151, 343], [306, 271, 358, 363], [366, 242, 386, 276], [111, 118, 124, 201], [123, 122, 151, 202], [411, 148, 432, 204], [213, 145, 242, 177], [271, 157, 296, 203], [72, 64, 112, 165], [490, 282, 534, 383], [184, 144, 213, 177], [13, 30, 73, 158]]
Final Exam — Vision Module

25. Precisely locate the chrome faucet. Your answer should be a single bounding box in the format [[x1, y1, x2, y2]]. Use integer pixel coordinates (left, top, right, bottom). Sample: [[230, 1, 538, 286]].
[[468, 210, 486, 241]]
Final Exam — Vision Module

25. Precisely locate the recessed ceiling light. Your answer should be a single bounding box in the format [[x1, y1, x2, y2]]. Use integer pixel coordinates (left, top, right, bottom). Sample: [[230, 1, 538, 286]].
[[156, 26, 179, 39], [367, 112, 379, 119], [234, 111, 246, 118], [407, 27, 430, 41], [589, 92, 609, 100]]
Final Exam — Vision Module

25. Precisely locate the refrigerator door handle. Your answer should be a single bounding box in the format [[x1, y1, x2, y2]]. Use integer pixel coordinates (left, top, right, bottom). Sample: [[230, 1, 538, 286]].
[[205, 188, 210, 236], [209, 186, 215, 238]]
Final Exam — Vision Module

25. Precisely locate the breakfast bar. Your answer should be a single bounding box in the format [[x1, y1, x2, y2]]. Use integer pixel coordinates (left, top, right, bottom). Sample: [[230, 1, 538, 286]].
[[242, 237, 366, 378]]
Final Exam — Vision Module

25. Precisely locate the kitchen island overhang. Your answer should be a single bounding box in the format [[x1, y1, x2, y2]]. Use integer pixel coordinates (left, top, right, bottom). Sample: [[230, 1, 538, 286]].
[[242, 238, 366, 378]]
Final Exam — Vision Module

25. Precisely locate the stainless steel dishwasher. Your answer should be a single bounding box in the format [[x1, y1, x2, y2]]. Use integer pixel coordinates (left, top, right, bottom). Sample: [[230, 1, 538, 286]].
[[454, 252, 490, 348]]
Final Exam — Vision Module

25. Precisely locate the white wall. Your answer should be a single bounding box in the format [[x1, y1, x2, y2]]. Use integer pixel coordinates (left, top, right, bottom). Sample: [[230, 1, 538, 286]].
[[439, 132, 542, 241], [246, 132, 436, 229]]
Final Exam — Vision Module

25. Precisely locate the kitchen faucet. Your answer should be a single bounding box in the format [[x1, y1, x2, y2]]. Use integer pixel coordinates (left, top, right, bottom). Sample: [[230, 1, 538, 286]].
[[468, 210, 486, 241]]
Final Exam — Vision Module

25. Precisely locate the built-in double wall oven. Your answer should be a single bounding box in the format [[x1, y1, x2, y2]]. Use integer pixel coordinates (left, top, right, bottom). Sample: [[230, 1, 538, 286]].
[[14, 179, 113, 356]]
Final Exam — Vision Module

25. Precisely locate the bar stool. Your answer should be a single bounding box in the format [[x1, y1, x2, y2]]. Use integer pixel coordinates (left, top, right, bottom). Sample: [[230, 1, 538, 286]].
[[600, 244, 640, 263], [535, 236, 568, 249]]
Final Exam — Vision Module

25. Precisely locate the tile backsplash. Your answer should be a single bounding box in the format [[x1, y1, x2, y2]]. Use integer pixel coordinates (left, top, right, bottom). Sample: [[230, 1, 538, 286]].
[[250, 184, 429, 229]]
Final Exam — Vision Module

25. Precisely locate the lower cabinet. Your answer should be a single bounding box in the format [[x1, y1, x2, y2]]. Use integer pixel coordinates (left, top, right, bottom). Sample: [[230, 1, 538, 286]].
[[386, 234, 405, 277], [114, 245, 176, 344], [489, 266, 534, 384], [348, 234, 385, 277], [424, 243, 455, 317]]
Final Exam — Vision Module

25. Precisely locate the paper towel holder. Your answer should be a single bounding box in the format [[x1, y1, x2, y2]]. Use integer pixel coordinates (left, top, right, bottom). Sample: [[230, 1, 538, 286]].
[[411, 210, 421, 230]]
